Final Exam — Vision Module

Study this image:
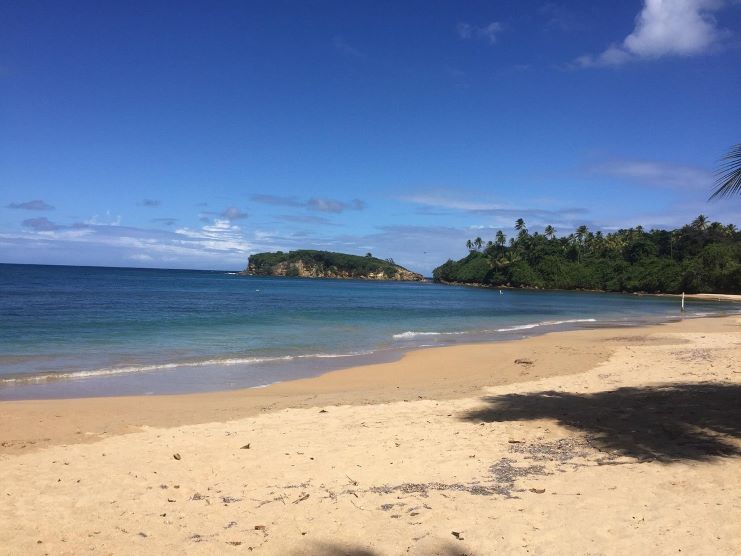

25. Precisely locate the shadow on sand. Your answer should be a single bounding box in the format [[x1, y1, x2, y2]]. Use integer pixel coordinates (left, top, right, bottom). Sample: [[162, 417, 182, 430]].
[[462, 382, 741, 462]]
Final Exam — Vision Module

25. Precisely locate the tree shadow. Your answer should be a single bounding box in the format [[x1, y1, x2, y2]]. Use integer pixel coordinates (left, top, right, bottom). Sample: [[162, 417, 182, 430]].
[[293, 544, 377, 556], [462, 382, 741, 462]]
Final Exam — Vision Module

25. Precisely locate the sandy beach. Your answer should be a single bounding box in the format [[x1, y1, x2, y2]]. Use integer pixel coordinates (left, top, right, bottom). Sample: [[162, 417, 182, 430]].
[[1, 315, 740, 555]]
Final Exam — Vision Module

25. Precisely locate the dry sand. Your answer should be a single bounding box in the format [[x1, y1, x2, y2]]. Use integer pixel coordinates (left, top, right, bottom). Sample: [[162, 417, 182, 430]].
[[1, 316, 740, 555]]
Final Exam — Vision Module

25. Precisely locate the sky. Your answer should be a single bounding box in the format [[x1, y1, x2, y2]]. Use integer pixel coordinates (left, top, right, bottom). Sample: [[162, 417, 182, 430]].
[[1, 0, 740, 274]]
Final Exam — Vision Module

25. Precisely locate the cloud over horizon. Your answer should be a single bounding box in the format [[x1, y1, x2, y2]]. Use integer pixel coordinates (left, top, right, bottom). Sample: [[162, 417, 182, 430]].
[[22, 217, 59, 231], [575, 0, 730, 67]]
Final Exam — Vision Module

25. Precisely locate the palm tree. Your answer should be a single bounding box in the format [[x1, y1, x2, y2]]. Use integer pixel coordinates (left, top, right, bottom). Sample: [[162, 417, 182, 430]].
[[575, 225, 588, 244], [474, 237, 483, 251], [594, 230, 604, 256], [495, 230, 506, 247], [709, 221, 724, 236], [710, 144, 741, 199], [692, 214, 709, 231], [514, 218, 526, 233], [466, 239, 473, 251], [574, 225, 589, 262], [544, 225, 556, 239]]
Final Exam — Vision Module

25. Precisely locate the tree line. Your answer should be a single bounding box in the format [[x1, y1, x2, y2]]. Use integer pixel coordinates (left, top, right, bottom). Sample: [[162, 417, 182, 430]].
[[433, 215, 740, 294]]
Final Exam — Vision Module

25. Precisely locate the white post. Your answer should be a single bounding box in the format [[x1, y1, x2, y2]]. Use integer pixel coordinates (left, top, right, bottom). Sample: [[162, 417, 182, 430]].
[[681, 292, 685, 312]]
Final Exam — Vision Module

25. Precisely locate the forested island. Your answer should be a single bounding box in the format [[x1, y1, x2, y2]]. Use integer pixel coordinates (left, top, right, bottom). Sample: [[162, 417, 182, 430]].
[[243, 250, 424, 281], [433, 215, 740, 294]]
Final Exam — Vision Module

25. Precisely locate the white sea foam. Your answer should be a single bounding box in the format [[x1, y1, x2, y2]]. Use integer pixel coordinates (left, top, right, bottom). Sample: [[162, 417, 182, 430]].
[[299, 351, 374, 359], [392, 331, 467, 339], [393, 318, 597, 340], [0, 351, 374, 385], [495, 318, 597, 332]]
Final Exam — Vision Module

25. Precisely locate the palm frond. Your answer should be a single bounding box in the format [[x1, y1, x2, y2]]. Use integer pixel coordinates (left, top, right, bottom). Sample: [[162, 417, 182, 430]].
[[709, 144, 741, 199]]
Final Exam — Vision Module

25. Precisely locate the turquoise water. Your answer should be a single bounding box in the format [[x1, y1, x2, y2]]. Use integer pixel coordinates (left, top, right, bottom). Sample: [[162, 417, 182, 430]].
[[0, 263, 738, 399]]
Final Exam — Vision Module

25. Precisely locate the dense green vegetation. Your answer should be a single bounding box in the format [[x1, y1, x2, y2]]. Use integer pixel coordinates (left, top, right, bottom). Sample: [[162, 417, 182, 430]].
[[247, 249, 410, 278], [433, 216, 741, 294]]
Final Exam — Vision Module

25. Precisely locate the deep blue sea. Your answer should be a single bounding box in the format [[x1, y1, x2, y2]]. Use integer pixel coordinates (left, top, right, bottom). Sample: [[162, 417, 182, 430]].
[[1, 263, 738, 400]]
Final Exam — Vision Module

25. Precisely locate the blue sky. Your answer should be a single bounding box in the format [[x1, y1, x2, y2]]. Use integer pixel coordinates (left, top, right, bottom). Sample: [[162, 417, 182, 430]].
[[2, 0, 740, 274]]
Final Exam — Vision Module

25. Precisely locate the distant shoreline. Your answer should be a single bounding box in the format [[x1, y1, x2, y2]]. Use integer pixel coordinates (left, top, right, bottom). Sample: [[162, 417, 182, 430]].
[[435, 279, 741, 300], [660, 292, 741, 302]]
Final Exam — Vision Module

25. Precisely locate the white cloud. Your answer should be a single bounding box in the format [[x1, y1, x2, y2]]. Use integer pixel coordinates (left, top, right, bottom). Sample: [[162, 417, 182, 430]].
[[592, 158, 713, 189], [129, 253, 154, 262], [456, 21, 504, 44], [576, 0, 730, 67], [251, 194, 365, 214], [307, 197, 365, 213], [220, 206, 248, 221], [84, 211, 122, 226], [400, 193, 505, 211], [6, 199, 54, 210]]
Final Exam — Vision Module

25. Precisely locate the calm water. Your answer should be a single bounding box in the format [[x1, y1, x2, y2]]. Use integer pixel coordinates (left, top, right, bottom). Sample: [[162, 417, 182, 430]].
[[1, 263, 738, 399]]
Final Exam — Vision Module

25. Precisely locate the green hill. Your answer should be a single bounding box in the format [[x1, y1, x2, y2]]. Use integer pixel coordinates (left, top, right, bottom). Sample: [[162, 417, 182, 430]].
[[243, 250, 423, 281]]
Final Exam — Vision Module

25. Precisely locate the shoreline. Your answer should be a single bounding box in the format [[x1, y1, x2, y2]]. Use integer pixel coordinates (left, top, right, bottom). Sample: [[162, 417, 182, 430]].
[[2, 305, 739, 400], [1, 314, 737, 455], [1, 316, 739, 554]]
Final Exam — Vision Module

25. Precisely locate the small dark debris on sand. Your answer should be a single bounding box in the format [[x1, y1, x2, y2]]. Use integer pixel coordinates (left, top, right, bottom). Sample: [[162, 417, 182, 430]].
[[371, 482, 497, 497], [509, 438, 592, 463], [172, 453, 181, 461], [293, 493, 310, 504], [489, 458, 549, 497]]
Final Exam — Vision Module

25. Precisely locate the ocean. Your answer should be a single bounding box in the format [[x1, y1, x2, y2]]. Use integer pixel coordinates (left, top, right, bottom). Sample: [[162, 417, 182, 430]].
[[1, 263, 738, 400]]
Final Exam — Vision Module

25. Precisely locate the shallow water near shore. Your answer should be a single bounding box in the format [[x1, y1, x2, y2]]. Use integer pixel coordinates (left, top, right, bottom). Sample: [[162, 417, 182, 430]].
[[1, 263, 738, 399]]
